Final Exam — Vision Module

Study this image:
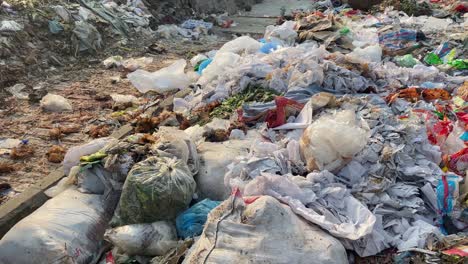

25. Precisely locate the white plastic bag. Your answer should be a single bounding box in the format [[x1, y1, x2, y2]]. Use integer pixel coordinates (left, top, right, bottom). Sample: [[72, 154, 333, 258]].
[[197, 52, 240, 85], [196, 140, 250, 200], [44, 167, 79, 198], [264, 21, 298, 45], [0, 188, 109, 264], [110, 93, 138, 105], [152, 127, 200, 175], [0, 20, 23, 32], [40, 93, 73, 112], [346, 44, 382, 64], [300, 110, 369, 172], [218, 36, 262, 54], [63, 137, 114, 175], [104, 221, 178, 256], [128, 59, 190, 94], [122, 57, 153, 72], [190, 54, 208, 67], [183, 195, 347, 264]]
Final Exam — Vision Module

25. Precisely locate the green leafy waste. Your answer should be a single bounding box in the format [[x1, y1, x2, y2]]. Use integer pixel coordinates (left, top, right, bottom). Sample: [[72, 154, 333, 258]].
[[210, 85, 280, 119]]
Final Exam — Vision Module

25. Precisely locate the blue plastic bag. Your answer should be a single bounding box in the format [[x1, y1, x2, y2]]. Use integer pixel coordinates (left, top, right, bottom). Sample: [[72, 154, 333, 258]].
[[176, 199, 221, 239], [197, 58, 213, 75], [48, 20, 64, 34], [436, 175, 459, 216], [260, 42, 281, 54]]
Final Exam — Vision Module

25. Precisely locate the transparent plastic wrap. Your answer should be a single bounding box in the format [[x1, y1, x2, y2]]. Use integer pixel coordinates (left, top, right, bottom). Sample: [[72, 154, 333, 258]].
[[345, 45, 382, 64], [299, 110, 369, 172], [264, 21, 298, 46]]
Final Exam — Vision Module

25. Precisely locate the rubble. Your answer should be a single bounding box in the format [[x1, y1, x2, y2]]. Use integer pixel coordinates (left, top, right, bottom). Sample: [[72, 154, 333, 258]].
[[0, 0, 467, 263]]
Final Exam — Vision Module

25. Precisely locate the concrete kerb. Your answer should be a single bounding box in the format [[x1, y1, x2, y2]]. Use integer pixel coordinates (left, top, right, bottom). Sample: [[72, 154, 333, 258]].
[[0, 124, 134, 238]]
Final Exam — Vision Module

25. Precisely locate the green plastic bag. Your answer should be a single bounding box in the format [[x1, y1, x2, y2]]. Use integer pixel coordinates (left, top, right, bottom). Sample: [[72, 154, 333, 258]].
[[448, 59, 468, 70], [339, 27, 350, 35], [112, 157, 196, 226], [395, 54, 418, 68], [424, 52, 443, 65]]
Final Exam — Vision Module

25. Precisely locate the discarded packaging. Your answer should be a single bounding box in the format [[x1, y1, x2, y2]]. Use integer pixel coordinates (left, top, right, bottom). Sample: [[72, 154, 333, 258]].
[[112, 157, 196, 226], [175, 199, 221, 239], [300, 110, 369, 172], [104, 221, 178, 256], [40, 93, 73, 112], [128, 59, 190, 94], [184, 195, 348, 264], [0, 188, 110, 264]]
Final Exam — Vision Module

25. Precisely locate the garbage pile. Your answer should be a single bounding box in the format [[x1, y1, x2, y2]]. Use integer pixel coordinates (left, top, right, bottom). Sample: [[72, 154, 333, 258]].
[[1, 2, 467, 264]]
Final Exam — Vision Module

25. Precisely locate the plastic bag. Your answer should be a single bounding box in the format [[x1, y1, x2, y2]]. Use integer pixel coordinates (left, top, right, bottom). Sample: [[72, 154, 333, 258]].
[[0, 20, 23, 32], [72, 20, 102, 52], [0, 188, 109, 264], [110, 93, 138, 105], [152, 127, 200, 175], [175, 199, 221, 239], [300, 110, 369, 172], [104, 221, 178, 256], [345, 44, 382, 64], [197, 52, 240, 85], [218, 36, 262, 54], [40, 93, 73, 112], [128, 59, 190, 94], [195, 140, 250, 200], [63, 137, 114, 175], [264, 21, 298, 46], [122, 57, 153, 72], [190, 54, 208, 67], [77, 164, 113, 194], [112, 157, 196, 226], [260, 41, 281, 54], [183, 195, 347, 264], [44, 169, 77, 198], [395, 54, 419, 68], [196, 58, 212, 74]]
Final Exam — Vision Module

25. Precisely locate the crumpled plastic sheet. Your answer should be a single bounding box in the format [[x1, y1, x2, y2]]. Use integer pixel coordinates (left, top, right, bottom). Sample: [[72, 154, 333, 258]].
[[242, 172, 376, 241], [371, 62, 446, 88], [378, 29, 417, 51], [241, 85, 325, 122], [79, 0, 149, 36], [181, 19, 213, 30], [322, 61, 376, 93], [72, 20, 102, 52]]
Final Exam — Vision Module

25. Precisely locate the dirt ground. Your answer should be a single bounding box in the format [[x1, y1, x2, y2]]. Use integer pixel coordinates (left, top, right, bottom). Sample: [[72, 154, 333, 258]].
[[0, 36, 224, 203]]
